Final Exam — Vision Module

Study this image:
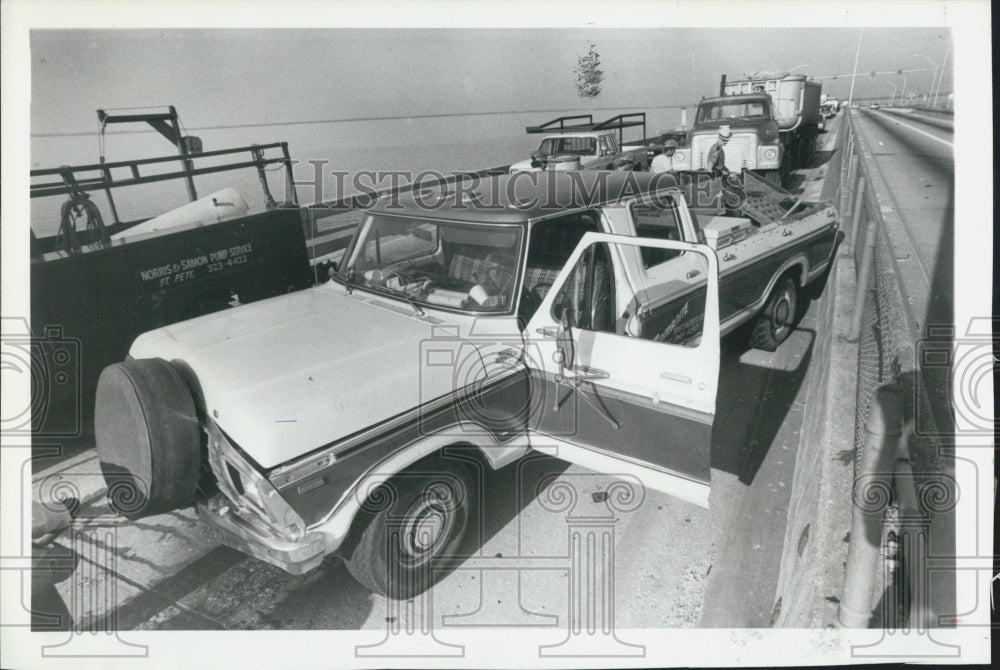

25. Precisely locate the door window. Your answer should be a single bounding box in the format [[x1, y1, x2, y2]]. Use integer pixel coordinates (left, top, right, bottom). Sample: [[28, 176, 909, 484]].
[[519, 212, 601, 325]]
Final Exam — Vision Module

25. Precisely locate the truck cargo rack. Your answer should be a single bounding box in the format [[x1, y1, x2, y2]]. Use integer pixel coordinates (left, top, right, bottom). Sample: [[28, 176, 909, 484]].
[[31, 143, 297, 215], [32, 105, 299, 254], [526, 112, 647, 147], [741, 170, 828, 224], [31, 142, 298, 257]]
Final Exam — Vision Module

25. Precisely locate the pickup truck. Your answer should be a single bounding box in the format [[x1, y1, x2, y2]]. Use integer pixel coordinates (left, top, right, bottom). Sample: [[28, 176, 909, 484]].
[[509, 130, 647, 173], [93, 170, 838, 600]]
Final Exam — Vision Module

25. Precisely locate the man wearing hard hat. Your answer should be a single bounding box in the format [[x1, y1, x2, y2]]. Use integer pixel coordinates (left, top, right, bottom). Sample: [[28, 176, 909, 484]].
[[706, 125, 732, 173]]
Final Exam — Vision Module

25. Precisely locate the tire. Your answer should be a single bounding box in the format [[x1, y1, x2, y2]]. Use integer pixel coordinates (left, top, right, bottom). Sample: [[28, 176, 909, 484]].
[[94, 358, 201, 519], [749, 277, 799, 351], [344, 456, 476, 599]]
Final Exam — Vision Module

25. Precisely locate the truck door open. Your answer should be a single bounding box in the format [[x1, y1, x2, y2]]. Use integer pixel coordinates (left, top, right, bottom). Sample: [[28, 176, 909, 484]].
[[523, 232, 720, 508]]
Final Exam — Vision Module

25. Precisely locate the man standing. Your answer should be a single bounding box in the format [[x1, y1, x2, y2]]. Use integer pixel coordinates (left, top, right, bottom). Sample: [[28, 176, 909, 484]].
[[706, 126, 732, 172], [649, 139, 679, 173]]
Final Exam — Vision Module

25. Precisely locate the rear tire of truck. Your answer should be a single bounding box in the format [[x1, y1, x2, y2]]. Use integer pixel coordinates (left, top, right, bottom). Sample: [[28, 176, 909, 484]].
[[750, 277, 799, 352], [344, 456, 477, 600], [94, 358, 201, 519]]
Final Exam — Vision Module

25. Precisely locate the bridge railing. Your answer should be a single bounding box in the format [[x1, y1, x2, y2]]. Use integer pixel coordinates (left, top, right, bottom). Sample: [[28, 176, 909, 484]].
[[908, 105, 954, 118], [833, 109, 952, 631]]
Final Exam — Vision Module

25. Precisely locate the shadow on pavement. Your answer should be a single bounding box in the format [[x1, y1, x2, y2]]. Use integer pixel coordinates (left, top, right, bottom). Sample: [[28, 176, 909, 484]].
[[711, 325, 816, 485]]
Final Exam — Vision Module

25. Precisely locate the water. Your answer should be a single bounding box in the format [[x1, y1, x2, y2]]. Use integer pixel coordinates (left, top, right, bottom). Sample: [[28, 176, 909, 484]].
[[31, 106, 686, 237]]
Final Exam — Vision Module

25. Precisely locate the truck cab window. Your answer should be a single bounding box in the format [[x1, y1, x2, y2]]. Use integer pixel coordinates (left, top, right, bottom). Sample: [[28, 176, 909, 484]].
[[551, 240, 708, 347], [631, 201, 684, 269]]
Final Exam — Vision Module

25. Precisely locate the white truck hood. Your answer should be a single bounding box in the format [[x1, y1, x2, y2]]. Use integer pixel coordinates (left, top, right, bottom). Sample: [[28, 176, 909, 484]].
[[129, 283, 479, 469], [508, 159, 540, 173]]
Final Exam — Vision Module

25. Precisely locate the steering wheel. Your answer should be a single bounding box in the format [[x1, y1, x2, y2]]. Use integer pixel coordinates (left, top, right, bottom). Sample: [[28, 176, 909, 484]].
[[530, 283, 553, 303], [484, 253, 516, 289], [520, 282, 553, 319]]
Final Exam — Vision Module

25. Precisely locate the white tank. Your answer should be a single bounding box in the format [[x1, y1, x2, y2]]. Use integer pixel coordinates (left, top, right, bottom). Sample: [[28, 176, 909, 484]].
[[724, 74, 822, 130], [112, 187, 249, 240], [546, 154, 582, 170]]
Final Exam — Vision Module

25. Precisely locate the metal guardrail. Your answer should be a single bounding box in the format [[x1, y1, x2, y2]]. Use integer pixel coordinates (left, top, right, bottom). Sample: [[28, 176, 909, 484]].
[[908, 105, 954, 118]]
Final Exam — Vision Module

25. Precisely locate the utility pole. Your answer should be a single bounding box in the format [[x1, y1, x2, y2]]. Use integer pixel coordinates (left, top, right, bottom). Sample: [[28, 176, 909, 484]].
[[847, 28, 864, 106], [691, 51, 697, 109], [933, 35, 951, 107]]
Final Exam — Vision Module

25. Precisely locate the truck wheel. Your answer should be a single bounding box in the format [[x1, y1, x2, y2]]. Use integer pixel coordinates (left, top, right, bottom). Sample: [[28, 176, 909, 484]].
[[94, 359, 201, 519], [750, 277, 799, 351], [344, 457, 476, 599]]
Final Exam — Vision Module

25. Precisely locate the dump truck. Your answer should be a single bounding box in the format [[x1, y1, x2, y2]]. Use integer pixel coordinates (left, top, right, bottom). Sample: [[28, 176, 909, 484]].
[[670, 73, 823, 186]]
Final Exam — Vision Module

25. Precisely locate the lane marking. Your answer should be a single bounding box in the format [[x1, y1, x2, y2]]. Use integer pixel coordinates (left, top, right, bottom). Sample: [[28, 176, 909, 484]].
[[870, 110, 954, 148]]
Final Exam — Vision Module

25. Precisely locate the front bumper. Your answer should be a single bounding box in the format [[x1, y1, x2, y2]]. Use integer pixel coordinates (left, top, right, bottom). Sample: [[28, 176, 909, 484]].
[[196, 494, 325, 575]]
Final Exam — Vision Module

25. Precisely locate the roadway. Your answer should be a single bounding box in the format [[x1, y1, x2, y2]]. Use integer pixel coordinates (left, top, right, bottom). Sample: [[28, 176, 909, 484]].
[[28, 126, 844, 637], [852, 108, 954, 330]]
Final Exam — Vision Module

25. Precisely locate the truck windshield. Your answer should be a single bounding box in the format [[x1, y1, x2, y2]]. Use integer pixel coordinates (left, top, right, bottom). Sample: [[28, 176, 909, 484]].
[[538, 136, 597, 156], [341, 215, 523, 313], [696, 100, 771, 123]]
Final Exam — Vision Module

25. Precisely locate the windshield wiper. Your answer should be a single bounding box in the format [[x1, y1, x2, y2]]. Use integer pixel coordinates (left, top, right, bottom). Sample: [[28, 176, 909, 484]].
[[329, 267, 355, 295], [376, 284, 426, 317]]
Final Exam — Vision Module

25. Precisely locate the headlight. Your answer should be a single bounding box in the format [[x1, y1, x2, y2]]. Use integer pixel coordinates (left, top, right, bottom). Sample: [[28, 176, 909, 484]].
[[674, 151, 686, 162], [756, 145, 780, 168], [206, 420, 307, 540]]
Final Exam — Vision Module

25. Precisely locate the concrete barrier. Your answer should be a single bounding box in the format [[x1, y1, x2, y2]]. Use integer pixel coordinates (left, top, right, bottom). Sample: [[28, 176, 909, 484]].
[[878, 108, 954, 131], [771, 114, 859, 626]]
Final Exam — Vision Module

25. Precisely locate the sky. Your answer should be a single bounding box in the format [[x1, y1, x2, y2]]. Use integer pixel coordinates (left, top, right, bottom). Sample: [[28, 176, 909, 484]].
[[29, 27, 953, 136]]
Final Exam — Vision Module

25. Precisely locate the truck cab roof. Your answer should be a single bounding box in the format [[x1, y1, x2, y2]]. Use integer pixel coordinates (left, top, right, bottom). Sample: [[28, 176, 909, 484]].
[[367, 171, 696, 225]]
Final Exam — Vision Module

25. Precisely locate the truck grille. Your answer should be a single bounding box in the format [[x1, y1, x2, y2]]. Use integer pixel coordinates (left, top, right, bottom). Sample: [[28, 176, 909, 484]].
[[692, 133, 756, 170]]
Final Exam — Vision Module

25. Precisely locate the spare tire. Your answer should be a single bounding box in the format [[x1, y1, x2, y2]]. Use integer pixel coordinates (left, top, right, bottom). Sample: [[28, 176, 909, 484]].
[[94, 358, 200, 519]]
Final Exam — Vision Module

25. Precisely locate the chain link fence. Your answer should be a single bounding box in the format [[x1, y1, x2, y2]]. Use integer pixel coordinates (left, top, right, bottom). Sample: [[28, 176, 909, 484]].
[[838, 112, 944, 477], [833, 108, 950, 629]]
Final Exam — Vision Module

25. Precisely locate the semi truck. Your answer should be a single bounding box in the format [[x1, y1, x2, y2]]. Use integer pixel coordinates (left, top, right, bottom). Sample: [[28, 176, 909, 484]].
[[669, 73, 823, 186]]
